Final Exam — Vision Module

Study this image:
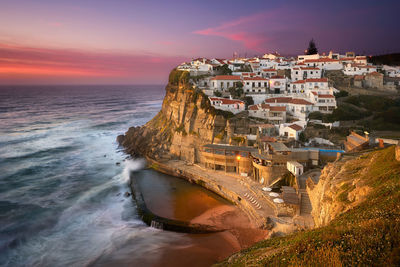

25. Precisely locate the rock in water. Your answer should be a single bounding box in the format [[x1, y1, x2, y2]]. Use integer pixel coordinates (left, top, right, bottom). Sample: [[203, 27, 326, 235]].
[[124, 192, 131, 197]]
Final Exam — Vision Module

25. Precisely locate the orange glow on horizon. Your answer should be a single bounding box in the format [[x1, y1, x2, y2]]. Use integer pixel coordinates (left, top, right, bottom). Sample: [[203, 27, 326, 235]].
[[0, 66, 111, 77]]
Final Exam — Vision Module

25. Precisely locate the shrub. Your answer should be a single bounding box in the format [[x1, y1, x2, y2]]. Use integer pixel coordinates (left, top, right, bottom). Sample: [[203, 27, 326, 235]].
[[334, 90, 349, 98]]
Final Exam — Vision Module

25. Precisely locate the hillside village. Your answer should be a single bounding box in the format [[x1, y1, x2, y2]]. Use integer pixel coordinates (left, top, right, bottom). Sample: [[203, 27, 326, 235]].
[[165, 51, 400, 219], [178, 51, 400, 142]]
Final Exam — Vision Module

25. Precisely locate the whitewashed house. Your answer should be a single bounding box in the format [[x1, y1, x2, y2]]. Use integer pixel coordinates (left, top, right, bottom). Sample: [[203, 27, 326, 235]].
[[308, 92, 336, 113], [269, 76, 287, 94], [287, 161, 304, 176], [265, 97, 314, 120], [243, 77, 269, 93], [209, 97, 245, 114], [343, 64, 377, 76], [291, 67, 321, 81], [279, 123, 304, 140], [261, 68, 277, 78], [303, 58, 343, 70], [354, 56, 368, 65], [383, 65, 400, 77], [288, 80, 306, 93], [297, 54, 320, 63], [304, 78, 330, 94], [210, 75, 242, 91], [248, 104, 286, 124]]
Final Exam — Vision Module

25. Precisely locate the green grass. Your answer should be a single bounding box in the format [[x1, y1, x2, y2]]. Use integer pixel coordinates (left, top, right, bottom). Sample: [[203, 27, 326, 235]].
[[215, 146, 400, 266]]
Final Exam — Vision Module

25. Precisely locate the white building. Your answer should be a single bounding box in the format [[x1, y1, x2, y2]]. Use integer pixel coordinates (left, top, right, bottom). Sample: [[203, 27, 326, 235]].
[[243, 77, 268, 93], [297, 54, 320, 63], [279, 123, 304, 140], [227, 59, 246, 71], [210, 75, 242, 91], [269, 75, 287, 94], [308, 92, 337, 113], [383, 65, 400, 77], [354, 56, 368, 65], [288, 80, 306, 93], [248, 103, 286, 124], [343, 64, 377, 76], [209, 97, 245, 114], [287, 161, 304, 176], [265, 97, 314, 120], [261, 68, 278, 78], [291, 67, 321, 81], [303, 58, 343, 70], [304, 78, 330, 94]]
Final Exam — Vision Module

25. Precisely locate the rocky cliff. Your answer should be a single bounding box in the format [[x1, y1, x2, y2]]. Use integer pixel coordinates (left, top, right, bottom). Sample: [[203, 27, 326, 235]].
[[306, 154, 373, 227], [119, 70, 256, 161], [217, 146, 400, 266]]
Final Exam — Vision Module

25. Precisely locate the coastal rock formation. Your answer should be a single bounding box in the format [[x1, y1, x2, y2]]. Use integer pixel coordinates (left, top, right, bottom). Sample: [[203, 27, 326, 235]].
[[307, 152, 381, 227], [119, 70, 254, 161]]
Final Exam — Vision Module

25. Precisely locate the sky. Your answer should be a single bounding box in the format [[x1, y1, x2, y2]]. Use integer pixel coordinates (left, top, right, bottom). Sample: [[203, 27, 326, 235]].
[[0, 0, 399, 85]]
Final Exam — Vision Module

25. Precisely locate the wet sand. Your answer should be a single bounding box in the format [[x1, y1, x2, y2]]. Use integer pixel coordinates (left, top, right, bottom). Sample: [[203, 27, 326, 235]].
[[156, 205, 268, 267]]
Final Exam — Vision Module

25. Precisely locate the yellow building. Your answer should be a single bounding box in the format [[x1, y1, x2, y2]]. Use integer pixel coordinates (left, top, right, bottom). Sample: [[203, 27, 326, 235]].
[[201, 144, 256, 176]]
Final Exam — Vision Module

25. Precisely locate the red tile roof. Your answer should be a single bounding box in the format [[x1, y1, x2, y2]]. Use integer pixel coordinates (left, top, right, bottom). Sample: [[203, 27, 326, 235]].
[[354, 75, 365, 80], [289, 124, 303, 131], [270, 75, 285, 79], [292, 80, 305, 84], [304, 58, 339, 63], [367, 71, 382, 76], [243, 77, 268, 81], [248, 105, 259, 110], [211, 75, 242, 80], [209, 97, 244, 105], [318, 94, 335, 98], [300, 67, 320, 70], [265, 97, 292, 103], [289, 98, 313, 105], [305, 78, 328, 83], [262, 68, 277, 72], [260, 103, 270, 109], [270, 106, 286, 111]]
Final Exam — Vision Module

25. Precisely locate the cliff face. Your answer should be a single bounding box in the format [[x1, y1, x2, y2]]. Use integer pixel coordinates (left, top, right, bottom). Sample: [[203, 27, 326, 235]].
[[120, 70, 254, 162], [306, 155, 372, 227]]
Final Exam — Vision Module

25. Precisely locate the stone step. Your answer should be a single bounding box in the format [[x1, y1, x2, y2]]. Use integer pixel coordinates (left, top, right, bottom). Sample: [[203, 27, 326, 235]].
[[300, 192, 312, 214]]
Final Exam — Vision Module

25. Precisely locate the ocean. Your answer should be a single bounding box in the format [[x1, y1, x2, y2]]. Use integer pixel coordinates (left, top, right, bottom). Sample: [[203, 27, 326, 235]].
[[0, 85, 239, 267]]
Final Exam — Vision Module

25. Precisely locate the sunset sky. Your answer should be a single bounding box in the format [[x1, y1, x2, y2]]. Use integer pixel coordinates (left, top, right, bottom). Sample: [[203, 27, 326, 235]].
[[0, 0, 399, 84]]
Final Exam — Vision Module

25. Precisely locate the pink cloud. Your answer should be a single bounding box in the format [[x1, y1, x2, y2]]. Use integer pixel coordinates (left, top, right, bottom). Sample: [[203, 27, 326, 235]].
[[0, 43, 187, 84], [193, 11, 273, 52], [193, 6, 384, 55]]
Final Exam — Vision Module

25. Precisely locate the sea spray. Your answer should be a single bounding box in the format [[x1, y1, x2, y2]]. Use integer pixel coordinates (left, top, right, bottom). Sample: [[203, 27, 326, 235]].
[[122, 159, 146, 183]]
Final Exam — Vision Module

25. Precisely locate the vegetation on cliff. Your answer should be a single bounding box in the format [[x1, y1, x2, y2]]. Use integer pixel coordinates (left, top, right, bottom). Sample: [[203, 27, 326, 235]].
[[216, 146, 400, 266], [308, 94, 400, 131]]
